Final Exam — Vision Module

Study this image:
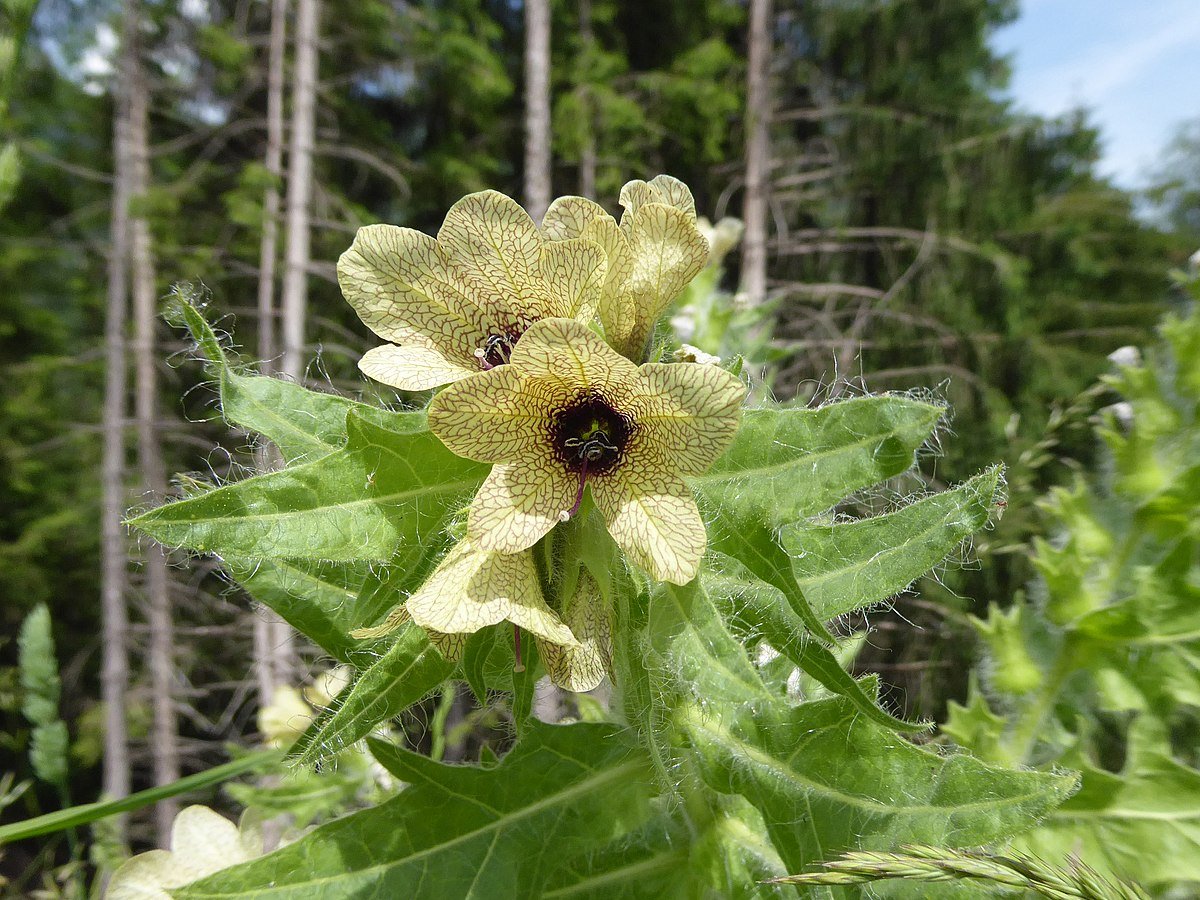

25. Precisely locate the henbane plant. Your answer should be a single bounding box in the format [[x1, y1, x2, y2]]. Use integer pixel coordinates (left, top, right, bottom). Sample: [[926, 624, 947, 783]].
[[944, 286, 1200, 893], [119, 175, 1079, 897]]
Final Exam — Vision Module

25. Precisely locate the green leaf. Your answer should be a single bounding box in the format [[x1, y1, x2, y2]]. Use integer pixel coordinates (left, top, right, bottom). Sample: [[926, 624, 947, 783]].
[[0, 751, 280, 845], [544, 801, 796, 900], [177, 300, 424, 462], [1015, 718, 1200, 887], [227, 559, 370, 664], [0, 142, 20, 212], [540, 814, 688, 899], [693, 397, 944, 524], [29, 722, 68, 789], [695, 397, 947, 649], [18, 603, 60, 728], [461, 627, 499, 705], [717, 574, 925, 733], [178, 723, 653, 899], [684, 695, 1078, 874], [129, 411, 486, 561], [707, 514, 839, 645], [784, 466, 1005, 620], [292, 624, 455, 769], [650, 580, 769, 707], [228, 539, 447, 665]]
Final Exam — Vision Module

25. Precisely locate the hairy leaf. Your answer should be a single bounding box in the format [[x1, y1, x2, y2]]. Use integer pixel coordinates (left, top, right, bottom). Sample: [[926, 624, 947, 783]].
[[693, 397, 944, 524], [684, 695, 1078, 874], [229, 540, 448, 665], [179, 723, 652, 899], [130, 411, 486, 561], [179, 300, 424, 463], [784, 466, 1004, 620], [227, 559, 370, 664], [292, 624, 455, 768]]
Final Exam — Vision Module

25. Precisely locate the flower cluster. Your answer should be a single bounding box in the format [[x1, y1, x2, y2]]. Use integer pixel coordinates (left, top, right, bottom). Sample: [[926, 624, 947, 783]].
[[340, 176, 746, 690]]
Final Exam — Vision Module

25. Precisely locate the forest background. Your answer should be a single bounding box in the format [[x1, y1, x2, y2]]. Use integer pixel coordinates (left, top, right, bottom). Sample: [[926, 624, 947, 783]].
[[1, 0, 1199, 893]]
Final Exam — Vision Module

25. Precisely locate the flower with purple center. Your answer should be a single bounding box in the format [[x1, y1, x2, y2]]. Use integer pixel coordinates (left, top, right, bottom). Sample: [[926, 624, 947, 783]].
[[428, 317, 746, 585]]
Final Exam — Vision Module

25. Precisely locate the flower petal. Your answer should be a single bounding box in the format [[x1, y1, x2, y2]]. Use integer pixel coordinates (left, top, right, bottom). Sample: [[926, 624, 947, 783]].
[[540, 238, 607, 321], [537, 568, 611, 692], [405, 540, 577, 645], [429, 630, 467, 661], [591, 447, 706, 585], [541, 195, 608, 240], [579, 215, 638, 350], [621, 204, 710, 358], [619, 174, 697, 219], [469, 461, 577, 553], [510, 317, 639, 402], [634, 362, 746, 476], [338, 224, 490, 366], [438, 190, 552, 323], [359, 344, 475, 392], [429, 368, 557, 464]]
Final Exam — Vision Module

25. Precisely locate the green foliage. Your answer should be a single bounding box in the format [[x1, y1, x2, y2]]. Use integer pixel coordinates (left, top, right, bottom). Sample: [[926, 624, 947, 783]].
[[290, 624, 454, 768], [118, 303, 1074, 897], [179, 723, 652, 899], [946, 299, 1200, 890], [0, 752, 279, 845], [129, 413, 485, 560], [18, 604, 68, 789]]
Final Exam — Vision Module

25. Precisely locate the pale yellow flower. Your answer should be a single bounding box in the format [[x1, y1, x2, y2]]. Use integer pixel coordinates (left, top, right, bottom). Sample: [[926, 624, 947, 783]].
[[695, 215, 744, 267], [107, 806, 265, 900], [339, 190, 607, 391], [428, 317, 745, 585], [257, 685, 314, 749], [541, 175, 710, 361], [359, 539, 611, 691]]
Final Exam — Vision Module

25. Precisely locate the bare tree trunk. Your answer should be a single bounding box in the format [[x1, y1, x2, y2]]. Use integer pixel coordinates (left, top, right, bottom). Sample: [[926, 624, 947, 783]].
[[577, 0, 595, 199], [740, 0, 773, 306], [524, 0, 552, 220], [257, 0, 287, 375], [528, 0, 558, 720], [125, 1, 179, 844], [254, 0, 290, 706], [101, 8, 133, 844], [277, 0, 322, 687]]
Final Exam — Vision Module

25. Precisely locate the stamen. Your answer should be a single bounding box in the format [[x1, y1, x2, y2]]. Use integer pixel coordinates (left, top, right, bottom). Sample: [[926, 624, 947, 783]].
[[512, 623, 525, 672], [477, 333, 515, 370]]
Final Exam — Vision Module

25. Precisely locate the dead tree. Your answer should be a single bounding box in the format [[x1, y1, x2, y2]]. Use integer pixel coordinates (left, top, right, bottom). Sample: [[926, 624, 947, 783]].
[[277, 0, 323, 687], [740, 0, 773, 307], [523, 0, 552, 220], [253, 0, 291, 705], [124, 0, 180, 842], [101, 5, 133, 843]]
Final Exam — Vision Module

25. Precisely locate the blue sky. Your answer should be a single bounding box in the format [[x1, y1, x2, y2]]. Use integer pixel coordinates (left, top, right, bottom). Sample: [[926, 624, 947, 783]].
[[992, 0, 1200, 186]]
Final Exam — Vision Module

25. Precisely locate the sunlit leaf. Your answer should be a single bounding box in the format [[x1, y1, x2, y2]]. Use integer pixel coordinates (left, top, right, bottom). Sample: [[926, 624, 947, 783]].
[[291, 624, 455, 769], [684, 695, 1079, 874], [178, 300, 424, 463], [178, 723, 653, 899], [130, 411, 486, 561]]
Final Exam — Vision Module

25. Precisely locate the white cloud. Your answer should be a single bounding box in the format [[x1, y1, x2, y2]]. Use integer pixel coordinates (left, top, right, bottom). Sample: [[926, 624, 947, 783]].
[[1023, 5, 1200, 112]]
